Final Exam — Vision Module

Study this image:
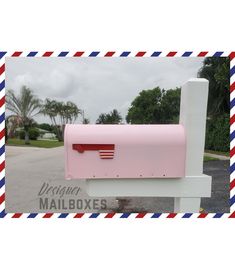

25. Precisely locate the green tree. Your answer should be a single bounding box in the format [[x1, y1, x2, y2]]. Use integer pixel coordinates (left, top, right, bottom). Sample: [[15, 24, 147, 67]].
[[198, 57, 229, 117], [6, 86, 42, 144], [126, 87, 180, 124], [160, 88, 181, 124], [83, 118, 90, 124], [41, 99, 61, 140], [96, 109, 122, 124], [42, 99, 81, 141], [60, 101, 80, 124], [37, 123, 53, 132]]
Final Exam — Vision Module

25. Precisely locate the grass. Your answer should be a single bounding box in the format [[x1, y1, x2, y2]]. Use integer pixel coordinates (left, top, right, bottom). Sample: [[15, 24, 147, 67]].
[[205, 150, 229, 157], [6, 138, 64, 148], [203, 155, 219, 162]]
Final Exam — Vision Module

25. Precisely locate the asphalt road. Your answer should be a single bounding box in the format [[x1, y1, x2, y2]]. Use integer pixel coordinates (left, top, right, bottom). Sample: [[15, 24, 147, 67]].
[[5, 146, 230, 213]]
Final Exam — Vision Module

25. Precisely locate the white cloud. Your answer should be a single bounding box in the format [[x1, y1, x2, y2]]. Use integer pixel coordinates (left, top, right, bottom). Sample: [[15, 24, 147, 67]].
[[5, 57, 204, 124]]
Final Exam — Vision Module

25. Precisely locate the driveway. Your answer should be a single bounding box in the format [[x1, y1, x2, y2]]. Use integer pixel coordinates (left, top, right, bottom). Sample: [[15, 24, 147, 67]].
[[5, 146, 230, 213], [6, 146, 119, 213]]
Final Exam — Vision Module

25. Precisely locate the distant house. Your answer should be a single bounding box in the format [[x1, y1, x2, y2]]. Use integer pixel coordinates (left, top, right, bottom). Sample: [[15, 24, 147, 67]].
[[40, 132, 57, 140]]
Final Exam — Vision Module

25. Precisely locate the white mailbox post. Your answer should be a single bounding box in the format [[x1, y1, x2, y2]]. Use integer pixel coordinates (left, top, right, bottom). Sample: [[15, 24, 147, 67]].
[[84, 78, 211, 213]]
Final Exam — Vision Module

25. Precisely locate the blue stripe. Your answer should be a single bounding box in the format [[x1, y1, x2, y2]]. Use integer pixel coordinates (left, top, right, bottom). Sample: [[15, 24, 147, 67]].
[[151, 213, 162, 218], [58, 213, 69, 218], [27, 213, 38, 218], [230, 195, 235, 206], [0, 113, 5, 123], [182, 52, 193, 57], [0, 177, 5, 188], [120, 213, 130, 218], [230, 130, 235, 141], [89, 213, 100, 218], [0, 145, 5, 156], [230, 162, 235, 173], [213, 52, 224, 57], [0, 210, 6, 218], [0, 52, 7, 59], [58, 52, 69, 57], [230, 66, 235, 77], [27, 52, 38, 57], [213, 213, 224, 218], [0, 145, 4, 155], [89, 52, 100, 57], [151, 52, 162, 57], [120, 52, 131, 57], [182, 213, 193, 218], [231, 98, 235, 109], [0, 80, 5, 91]]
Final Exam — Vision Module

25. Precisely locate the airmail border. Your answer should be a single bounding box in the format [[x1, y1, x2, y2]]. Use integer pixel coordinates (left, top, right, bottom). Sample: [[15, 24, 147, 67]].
[[0, 50, 234, 218]]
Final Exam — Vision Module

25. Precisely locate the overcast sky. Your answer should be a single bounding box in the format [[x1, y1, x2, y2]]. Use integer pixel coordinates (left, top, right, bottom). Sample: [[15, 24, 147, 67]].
[[5, 57, 204, 124]]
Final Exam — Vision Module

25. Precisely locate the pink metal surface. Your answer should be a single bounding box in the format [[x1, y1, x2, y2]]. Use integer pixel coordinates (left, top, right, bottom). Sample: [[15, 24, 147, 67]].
[[64, 124, 186, 179]]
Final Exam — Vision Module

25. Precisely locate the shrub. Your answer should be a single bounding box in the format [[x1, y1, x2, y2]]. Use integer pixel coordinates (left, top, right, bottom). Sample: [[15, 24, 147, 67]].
[[29, 128, 40, 140], [18, 128, 40, 140], [205, 114, 229, 152]]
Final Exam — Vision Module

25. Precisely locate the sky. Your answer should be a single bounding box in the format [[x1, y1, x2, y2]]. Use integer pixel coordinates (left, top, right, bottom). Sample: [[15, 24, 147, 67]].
[[5, 57, 204, 124]]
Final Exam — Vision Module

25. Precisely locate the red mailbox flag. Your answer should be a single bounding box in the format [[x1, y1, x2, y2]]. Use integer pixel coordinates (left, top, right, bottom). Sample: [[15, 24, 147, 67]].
[[73, 144, 115, 159]]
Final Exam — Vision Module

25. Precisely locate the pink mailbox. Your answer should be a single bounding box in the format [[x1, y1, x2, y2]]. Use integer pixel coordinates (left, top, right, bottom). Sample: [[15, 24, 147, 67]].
[[64, 124, 186, 179]]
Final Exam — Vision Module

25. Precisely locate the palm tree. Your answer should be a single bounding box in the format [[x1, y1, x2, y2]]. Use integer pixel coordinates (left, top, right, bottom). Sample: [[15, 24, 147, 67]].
[[60, 101, 81, 124], [110, 109, 122, 124], [41, 99, 62, 140], [96, 109, 122, 124], [42, 99, 81, 141], [6, 86, 42, 144], [83, 118, 90, 124]]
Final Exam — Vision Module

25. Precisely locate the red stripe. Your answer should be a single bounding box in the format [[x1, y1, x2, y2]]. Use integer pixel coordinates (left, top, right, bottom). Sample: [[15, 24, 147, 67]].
[[43, 213, 53, 218], [74, 213, 84, 218], [229, 211, 235, 218], [0, 64, 5, 75], [167, 213, 177, 218], [12, 213, 22, 218], [198, 51, 208, 57], [198, 213, 208, 218], [136, 212, 147, 218], [230, 179, 235, 191], [73, 52, 84, 57], [230, 146, 235, 158], [100, 157, 113, 159], [230, 82, 235, 93], [0, 96, 5, 107], [230, 114, 235, 125], [167, 52, 177, 57], [12, 51, 22, 57], [0, 193, 5, 205], [43, 52, 53, 57], [105, 51, 115, 57], [0, 161, 5, 172], [0, 129, 5, 140], [136, 51, 146, 57], [105, 213, 115, 218], [229, 52, 235, 60]]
